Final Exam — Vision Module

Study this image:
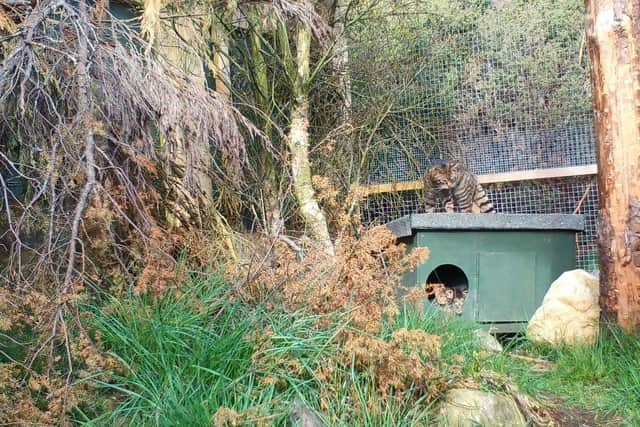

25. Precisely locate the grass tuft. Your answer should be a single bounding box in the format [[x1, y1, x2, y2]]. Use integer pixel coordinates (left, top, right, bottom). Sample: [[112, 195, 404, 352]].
[[488, 324, 640, 422], [76, 276, 275, 425], [74, 276, 640, 425]]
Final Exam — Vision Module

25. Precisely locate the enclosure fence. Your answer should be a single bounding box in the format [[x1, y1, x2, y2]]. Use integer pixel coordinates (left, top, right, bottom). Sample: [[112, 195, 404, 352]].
[[349, 1, 599, 271]]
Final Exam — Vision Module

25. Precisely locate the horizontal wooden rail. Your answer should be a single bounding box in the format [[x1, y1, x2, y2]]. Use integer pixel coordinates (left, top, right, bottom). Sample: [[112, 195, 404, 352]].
[[357, 164, 598, 196]]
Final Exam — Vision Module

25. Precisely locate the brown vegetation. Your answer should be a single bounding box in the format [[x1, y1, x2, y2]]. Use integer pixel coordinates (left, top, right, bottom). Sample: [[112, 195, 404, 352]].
[[236, 225, 428, 333], [0, 0, 258, 420], [343, 329, 443, 398], [2, 0, 618, 424]]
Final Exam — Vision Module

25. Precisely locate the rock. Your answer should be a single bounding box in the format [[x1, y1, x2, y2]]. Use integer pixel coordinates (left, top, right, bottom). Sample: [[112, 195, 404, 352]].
[[437, 388, 526, 427], [474, 329, 503, 353], [290, 399, 325, 427], [527, 269, 599, 346]]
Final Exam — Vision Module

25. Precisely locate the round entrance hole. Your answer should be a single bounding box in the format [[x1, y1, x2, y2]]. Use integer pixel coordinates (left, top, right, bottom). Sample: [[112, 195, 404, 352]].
[[426, 264, 468, 288], [425, 264, 469, 315]]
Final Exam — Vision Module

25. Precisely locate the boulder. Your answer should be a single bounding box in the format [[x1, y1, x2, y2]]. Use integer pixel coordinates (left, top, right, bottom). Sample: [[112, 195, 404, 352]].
[[290, 399, 325, 427], [527, 269, 599, 346], [437, 388, 526, 427], [474, 329, 503, 353]]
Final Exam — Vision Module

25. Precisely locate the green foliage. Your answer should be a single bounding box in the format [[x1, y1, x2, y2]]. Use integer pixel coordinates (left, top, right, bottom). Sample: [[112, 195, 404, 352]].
[[75, 276, 345, 425], [471, 0, 589, 131], [348, 0, 590, 185], [393, 306, 640, 422], [75, 277, 640, 425], [77, 277, 255, 425], [391, 304, 478, 361], [75, 278, 467, 425], [484, 325, 640, 422]]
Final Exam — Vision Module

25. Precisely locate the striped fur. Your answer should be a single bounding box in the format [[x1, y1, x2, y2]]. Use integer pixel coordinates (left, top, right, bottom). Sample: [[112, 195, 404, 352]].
[[423, 161, 495, 213], [423, 163, 455, 213]]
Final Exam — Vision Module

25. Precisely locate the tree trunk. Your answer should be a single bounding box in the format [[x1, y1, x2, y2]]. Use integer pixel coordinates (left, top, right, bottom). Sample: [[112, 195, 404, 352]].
[[212, 35, 232, 102], [155, 10, 214, 227], [250, 25, 284, 237], [208, 1, 235, 102], [288, 24, 334, 255], [331, 0, 352, 124], [585, 0, 640, 330], [331, 0, 361, 234]]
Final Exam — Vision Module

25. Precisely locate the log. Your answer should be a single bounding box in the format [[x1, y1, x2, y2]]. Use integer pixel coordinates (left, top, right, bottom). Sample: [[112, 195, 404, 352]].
[[585, 0, 640, 330]]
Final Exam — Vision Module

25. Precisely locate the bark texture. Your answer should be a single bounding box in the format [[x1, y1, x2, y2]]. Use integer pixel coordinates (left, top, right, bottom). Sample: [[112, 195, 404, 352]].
[[288, 25, 334, 255], [250, 25, 284, 237], [331, 0, 352, 123], [585, 0, 640, 330], [155, 9, 214, 226], [209, 1, 235, 102]]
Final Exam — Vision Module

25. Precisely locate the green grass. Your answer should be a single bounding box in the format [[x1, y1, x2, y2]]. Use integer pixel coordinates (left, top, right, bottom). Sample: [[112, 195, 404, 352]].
[[74, 276, 367, 426], [74, 278, 640, 426], [389, 306, 640, 423], [392, 304, 478, 359], [491, 325, 640, 421], [73, 278, 465, 426], [75, 277, 266, 425]]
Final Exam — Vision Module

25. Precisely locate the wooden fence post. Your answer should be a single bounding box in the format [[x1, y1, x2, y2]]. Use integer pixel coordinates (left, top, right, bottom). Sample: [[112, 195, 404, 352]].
[[585, 0, 640, 330]]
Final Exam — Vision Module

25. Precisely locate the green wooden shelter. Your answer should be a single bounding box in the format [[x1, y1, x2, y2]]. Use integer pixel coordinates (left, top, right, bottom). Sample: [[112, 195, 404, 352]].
[[387, 213, 584, 332]]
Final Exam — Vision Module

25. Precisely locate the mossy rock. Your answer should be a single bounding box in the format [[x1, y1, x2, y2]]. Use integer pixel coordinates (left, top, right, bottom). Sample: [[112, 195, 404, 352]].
[[437, 388, 526, 427]]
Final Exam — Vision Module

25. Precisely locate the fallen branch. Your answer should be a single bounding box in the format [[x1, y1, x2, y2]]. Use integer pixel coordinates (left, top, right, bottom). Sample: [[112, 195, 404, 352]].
[[0, 0, 30, 6], [573, 183, 592, 214], [507, 352, 556, 370], [61, 0, 95, 292]]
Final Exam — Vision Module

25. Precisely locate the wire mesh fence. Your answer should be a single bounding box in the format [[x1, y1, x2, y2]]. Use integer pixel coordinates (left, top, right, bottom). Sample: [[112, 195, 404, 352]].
[[350, 1, 598, 270], [361, 176, 598, 272]]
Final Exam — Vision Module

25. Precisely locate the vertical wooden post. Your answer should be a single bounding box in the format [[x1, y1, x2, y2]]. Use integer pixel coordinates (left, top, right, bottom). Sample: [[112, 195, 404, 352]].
[[585, 0, 640, 330]]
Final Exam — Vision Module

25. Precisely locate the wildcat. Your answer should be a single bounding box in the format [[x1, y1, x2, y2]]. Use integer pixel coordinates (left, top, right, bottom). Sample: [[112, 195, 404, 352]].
[[422, 160, 495, 213]]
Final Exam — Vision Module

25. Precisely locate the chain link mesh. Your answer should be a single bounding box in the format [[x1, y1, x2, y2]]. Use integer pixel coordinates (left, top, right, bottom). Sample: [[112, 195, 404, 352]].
[[361, 177, 598, 271], [351, 1, 598, 271]]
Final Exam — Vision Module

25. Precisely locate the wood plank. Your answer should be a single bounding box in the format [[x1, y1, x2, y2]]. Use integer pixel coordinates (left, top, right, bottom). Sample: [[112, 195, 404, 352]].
[[358, 164, 598, 196], [477, 164, 598, 184]]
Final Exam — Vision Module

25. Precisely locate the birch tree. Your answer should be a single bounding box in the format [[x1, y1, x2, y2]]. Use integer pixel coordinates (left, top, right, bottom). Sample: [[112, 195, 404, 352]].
[[225, 2, 336, 252], [287, 22, 334, 254]]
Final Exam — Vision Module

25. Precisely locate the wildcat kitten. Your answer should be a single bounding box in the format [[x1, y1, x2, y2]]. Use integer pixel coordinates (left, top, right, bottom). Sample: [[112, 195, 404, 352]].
[[423, 160, 495, 213], [423, 161, 455, 213]]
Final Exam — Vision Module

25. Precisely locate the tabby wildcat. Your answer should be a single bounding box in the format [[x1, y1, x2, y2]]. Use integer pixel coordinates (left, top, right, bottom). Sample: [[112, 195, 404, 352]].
[[423, 160, 495, 213]]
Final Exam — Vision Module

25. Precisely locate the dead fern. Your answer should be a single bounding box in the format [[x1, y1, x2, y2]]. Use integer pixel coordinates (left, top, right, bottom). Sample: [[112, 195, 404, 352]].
[[237, 225, 428, 333]]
